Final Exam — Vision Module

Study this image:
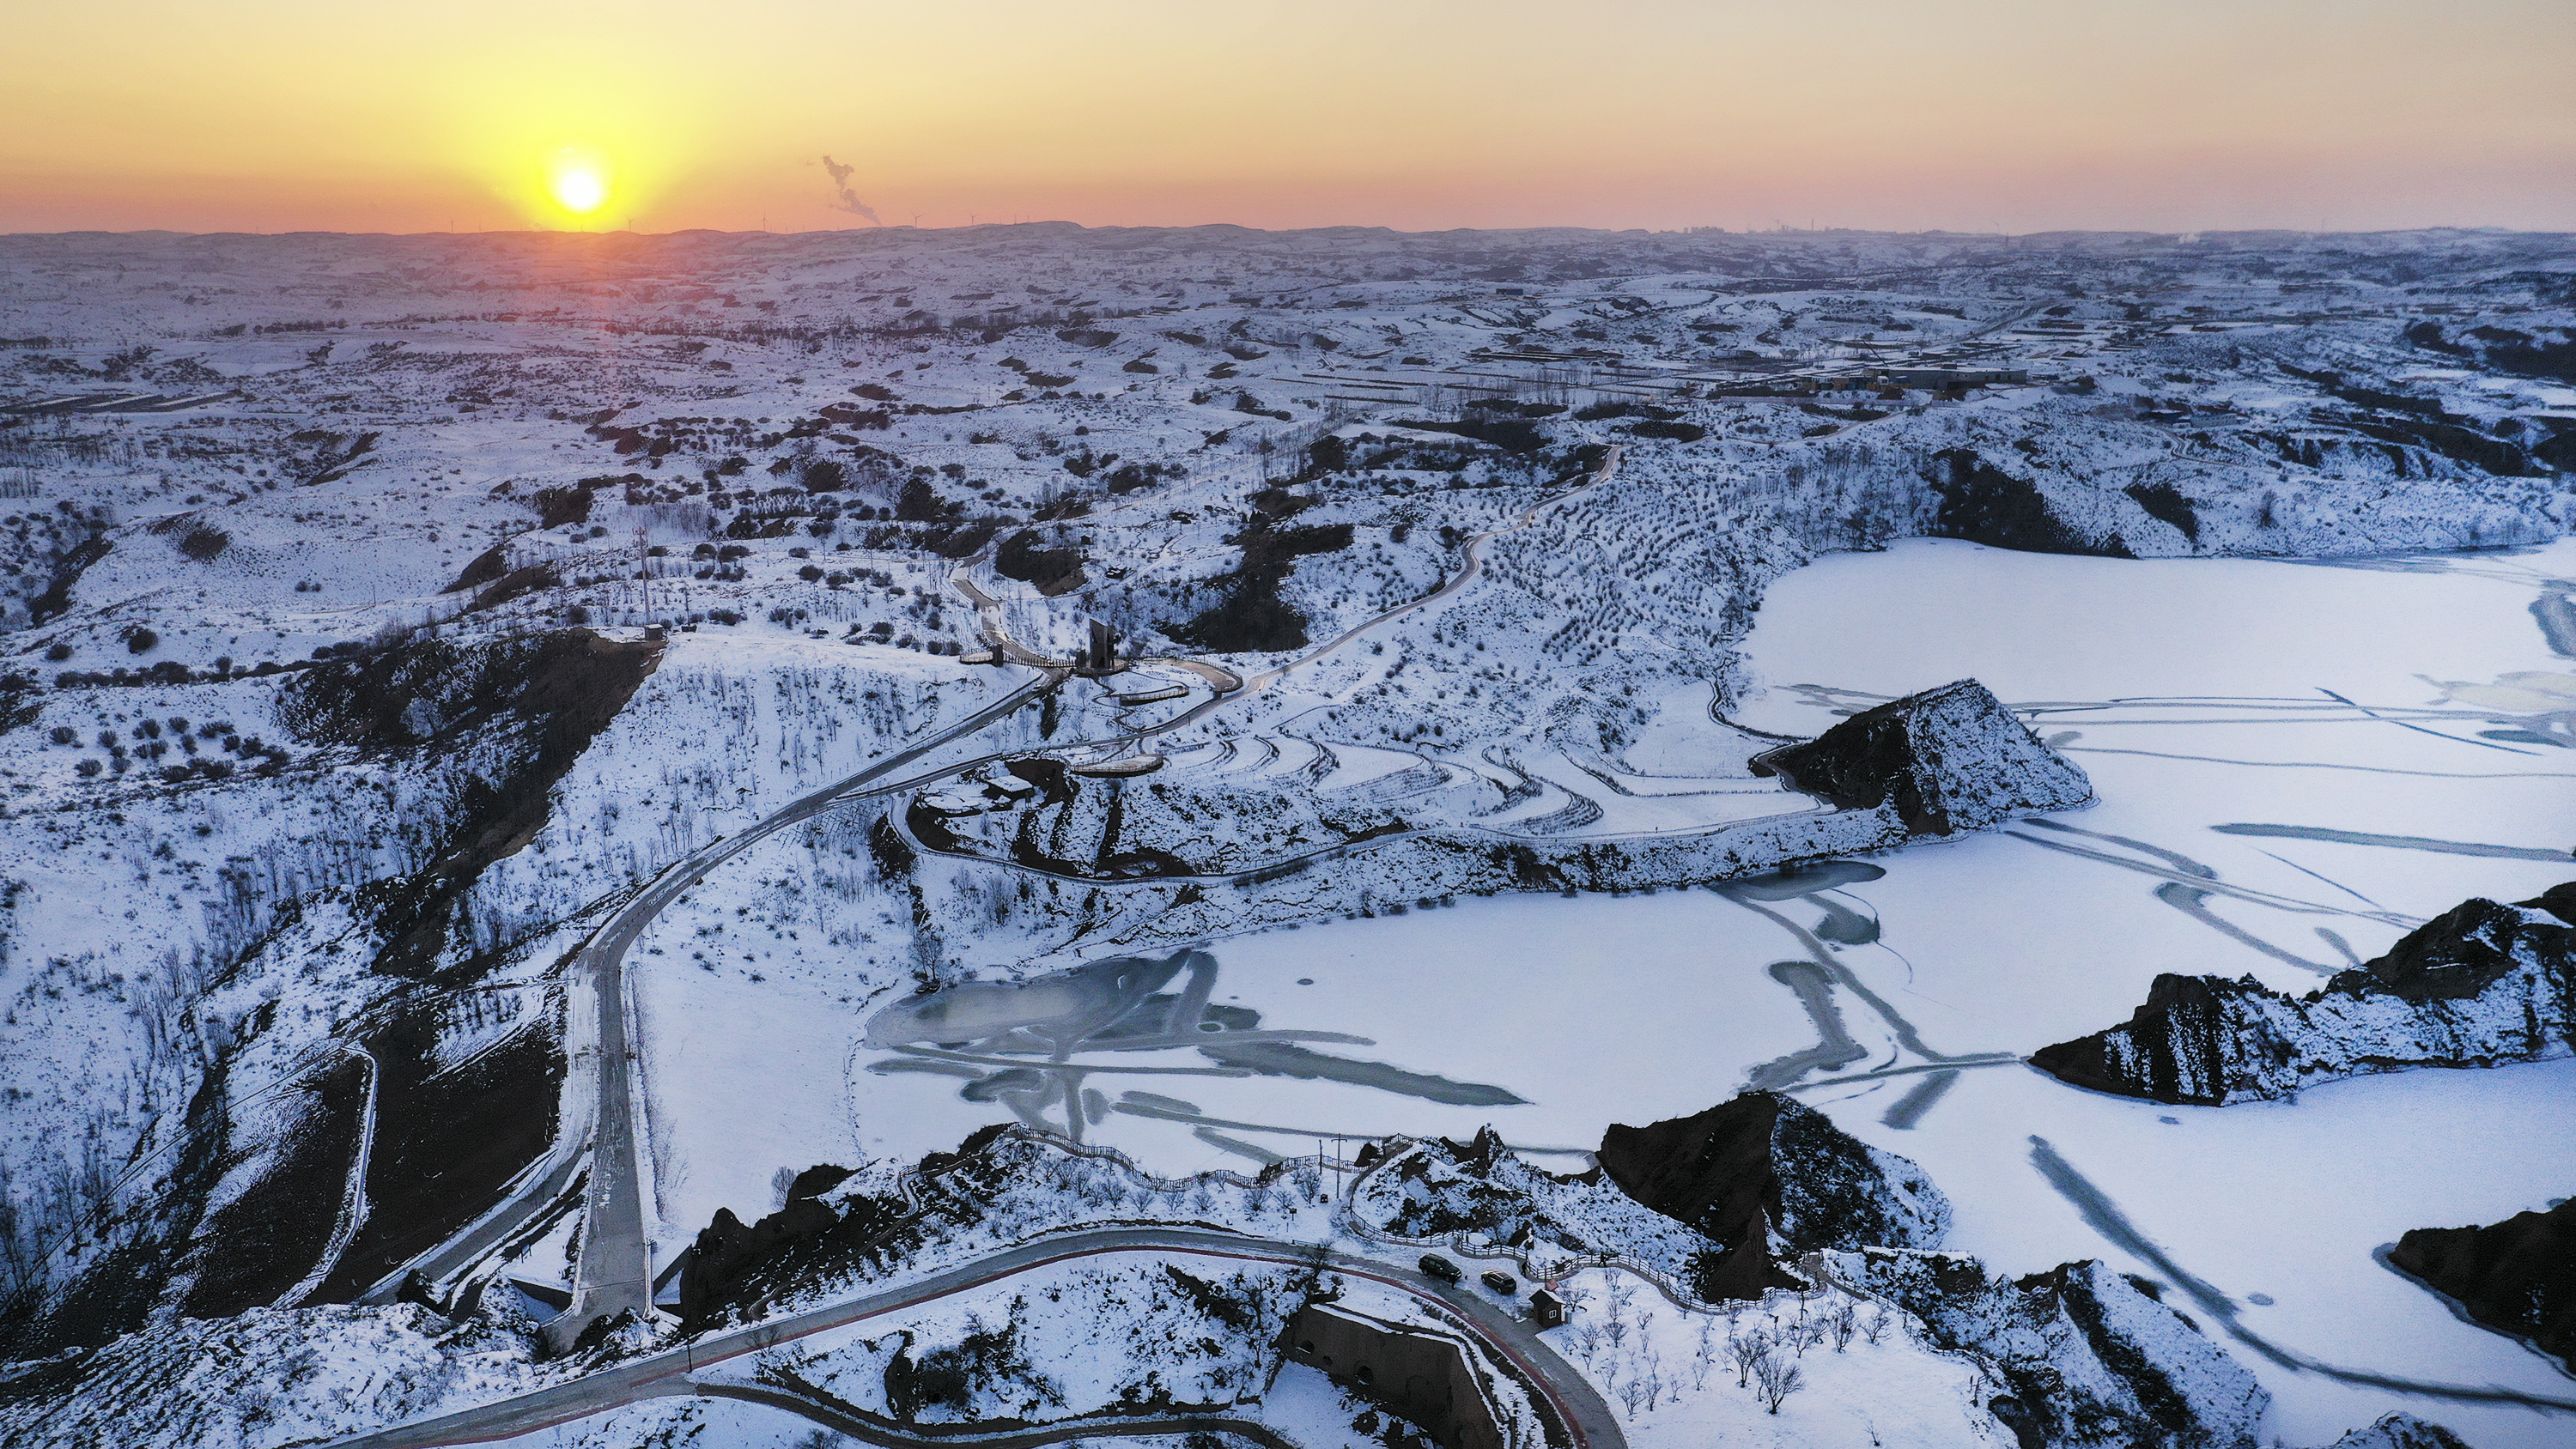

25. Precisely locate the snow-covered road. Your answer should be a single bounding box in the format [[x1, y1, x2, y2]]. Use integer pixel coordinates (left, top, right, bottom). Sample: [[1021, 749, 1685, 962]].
[[323, 1227, 1623, 1449]]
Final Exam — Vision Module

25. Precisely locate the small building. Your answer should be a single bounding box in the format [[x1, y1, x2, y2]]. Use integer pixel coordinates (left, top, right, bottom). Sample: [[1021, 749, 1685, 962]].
[[1286, 1301, 1510, 1449], [1527, 1288, 1564, 1329]]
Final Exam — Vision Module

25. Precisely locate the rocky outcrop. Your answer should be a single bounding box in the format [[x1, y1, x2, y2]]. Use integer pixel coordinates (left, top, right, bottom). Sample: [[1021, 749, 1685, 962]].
[[2317, 1414, 2474, 1449], [2031, 886, 2576, 1105], [1927, 448, 2141, 558], [1831, 1248, 2266, 1449], [1596, 1091, 1948, 1300], [2388, 1197, 2576, 1373], [1748, 678, 2093, 837], [1345, 1127, 1717, 1282]]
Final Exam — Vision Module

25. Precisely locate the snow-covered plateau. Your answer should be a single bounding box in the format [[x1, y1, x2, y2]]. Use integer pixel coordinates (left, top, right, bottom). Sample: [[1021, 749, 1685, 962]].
[[0, 224, 2571, 1449]]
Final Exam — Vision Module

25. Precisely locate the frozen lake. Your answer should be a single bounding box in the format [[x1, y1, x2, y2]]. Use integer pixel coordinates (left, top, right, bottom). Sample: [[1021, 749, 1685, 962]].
[[814, 538, 2576, 1446]]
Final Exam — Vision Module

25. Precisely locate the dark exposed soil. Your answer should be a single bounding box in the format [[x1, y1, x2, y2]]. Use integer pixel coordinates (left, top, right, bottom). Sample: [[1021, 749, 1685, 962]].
[[2123, 482, 2201, 544], [279, 628, 661, 979], [313, 1007, 564, 1301], [0, 1064, 230, 1360], [1171, 516, 1354, 653], [181, 1052, 369, 1317], [995, 529, 1086, 597], [1597, 1091, 1937, 1300], [679, 1128, 1018, 1330], [443, 543, 513, 593], [1927, 448, 2133, 557], [465, 563, 562, 612], [26, 534, 112, 625], [529, 485, 593, 528], [2390, 1197, 2576, 1372]]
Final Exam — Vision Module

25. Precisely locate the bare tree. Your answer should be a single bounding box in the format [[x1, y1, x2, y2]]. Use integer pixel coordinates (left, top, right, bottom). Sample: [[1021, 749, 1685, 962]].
[[1730, 1328, 1771, 1388], [1617, 1369, 1649, 1418], [1830, 1300, 1858, 1352], [1862, 1302, 1894, 1346], [1752, 1352, 1805, 1415]]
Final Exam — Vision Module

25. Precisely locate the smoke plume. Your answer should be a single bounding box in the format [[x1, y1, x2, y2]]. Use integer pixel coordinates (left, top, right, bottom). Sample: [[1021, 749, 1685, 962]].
[[820, 155, 880, 224]]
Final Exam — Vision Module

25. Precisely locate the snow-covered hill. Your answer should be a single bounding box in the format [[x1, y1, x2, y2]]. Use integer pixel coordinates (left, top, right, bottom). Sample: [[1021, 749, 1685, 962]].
[[3, 223, 2569, 1449]]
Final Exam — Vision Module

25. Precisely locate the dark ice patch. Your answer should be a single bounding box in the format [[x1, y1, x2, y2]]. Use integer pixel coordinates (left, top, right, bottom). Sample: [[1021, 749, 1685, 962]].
[[1195, 1041, 1525, 1106]]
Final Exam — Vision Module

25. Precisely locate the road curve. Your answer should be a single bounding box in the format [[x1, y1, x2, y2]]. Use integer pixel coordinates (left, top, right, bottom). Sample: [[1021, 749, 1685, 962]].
[[553, 665, 1072, 1342], [365, 666, 1068, 1325], [365, 445, 1630, 1413], [321, 1227, 1623, 1449], [694, 1377, 1302, 1449]]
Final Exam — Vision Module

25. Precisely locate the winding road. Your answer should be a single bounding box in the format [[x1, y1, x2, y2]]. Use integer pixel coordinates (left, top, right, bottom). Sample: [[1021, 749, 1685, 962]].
[[349, 440, 1638, 1437], [323, 1228, 1622, 1449], [357, 666, 1068, 1331]]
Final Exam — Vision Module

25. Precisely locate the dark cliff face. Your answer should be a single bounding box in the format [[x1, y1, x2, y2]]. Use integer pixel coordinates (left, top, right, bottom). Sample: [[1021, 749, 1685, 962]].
[[2389, 1197, 2576, 1373], [2030, 888, 2576, 1106], [1927, 448, 2140, 558], [1747, 678, 2093, 837], [1595, 1091, 1947, 1300]]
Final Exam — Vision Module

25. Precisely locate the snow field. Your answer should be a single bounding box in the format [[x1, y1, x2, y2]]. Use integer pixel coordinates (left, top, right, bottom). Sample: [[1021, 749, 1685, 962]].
[[1537, 1267, 2012, 1448]]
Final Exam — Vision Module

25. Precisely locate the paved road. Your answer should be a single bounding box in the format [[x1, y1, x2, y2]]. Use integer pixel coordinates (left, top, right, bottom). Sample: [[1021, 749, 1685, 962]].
[[362, 666, 1067, 1329], [550, 665, 1073, 1343], [368, 440, 1630, 1406], [695, 1379, 1301, 1449], [325, 1228, 1620, 1449]]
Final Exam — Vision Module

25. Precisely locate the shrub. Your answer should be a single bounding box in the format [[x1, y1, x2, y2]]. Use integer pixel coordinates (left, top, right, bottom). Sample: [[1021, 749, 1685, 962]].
[[44, 642, 70, 662], [530, 485, 592, 528], [1631, 419, 1708, 442], [177, 524, 230, 561], [125, 627, 159, 655]]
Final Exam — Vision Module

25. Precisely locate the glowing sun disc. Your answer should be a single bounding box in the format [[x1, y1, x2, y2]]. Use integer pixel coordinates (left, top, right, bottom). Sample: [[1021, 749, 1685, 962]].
[[550, 166, 607, 214]]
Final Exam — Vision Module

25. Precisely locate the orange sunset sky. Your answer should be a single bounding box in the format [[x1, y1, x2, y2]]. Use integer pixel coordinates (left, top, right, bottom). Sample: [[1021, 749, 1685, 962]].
[[3, 0, 2571, 236]]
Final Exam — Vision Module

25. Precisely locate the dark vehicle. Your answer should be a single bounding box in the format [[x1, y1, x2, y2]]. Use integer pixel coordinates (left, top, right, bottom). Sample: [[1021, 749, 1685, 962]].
[[1480, 1270, 1516, 1295], [1419, 1253, 1462, 1284]]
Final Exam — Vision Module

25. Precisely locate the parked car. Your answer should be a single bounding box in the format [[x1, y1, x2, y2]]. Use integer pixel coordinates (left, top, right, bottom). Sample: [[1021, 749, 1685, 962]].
[[1419, 1253, 1462, 1284], [1480, 1270, 1516, 1294]]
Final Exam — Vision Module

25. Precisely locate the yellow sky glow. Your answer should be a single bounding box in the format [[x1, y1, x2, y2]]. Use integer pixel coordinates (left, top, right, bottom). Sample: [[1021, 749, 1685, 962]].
[[3, 0, 2571, 234]]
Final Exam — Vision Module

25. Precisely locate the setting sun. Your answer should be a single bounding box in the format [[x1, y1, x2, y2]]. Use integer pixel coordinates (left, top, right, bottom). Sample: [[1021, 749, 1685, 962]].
[[547, 156, 608, 215]]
